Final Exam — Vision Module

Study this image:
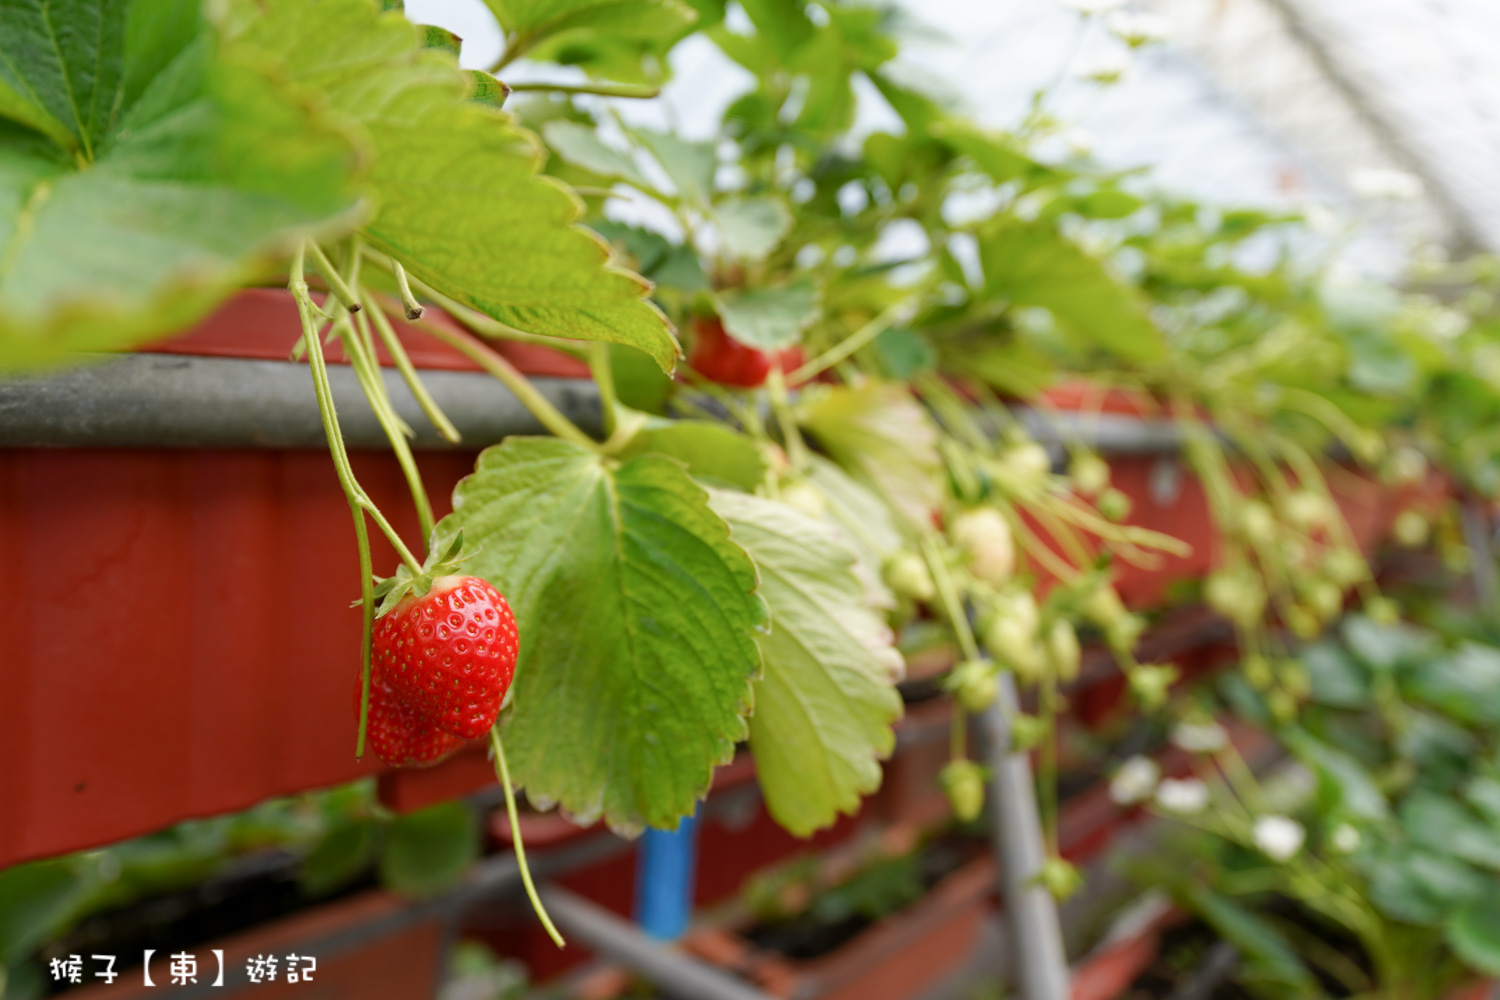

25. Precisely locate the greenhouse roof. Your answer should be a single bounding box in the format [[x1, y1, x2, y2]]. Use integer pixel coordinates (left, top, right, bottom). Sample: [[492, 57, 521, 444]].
[[410, 0, 1500, 274]]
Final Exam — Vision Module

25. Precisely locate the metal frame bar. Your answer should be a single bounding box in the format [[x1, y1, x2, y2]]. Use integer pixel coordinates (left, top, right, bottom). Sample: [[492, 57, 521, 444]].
[[978, 677, 1072, 1000], [0, 353, 602, 449], [540, 885, 776, 1000], [0, 355, 1187, 456]]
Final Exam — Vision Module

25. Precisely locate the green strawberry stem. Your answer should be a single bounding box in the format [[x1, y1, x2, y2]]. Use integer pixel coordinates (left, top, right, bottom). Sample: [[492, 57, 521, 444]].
[[505, 81, 662, 100], [306, 240, 362, 314], [291, 245, 429, 758], [764, 366, 808, 471], [334, 301, 437, 542], [787, 302, 905, 385], [353, 516, 376, 760], [588, 342, 619, 439], [412, 315, 599, 451], [360, 288, 461, 443], [390, 260, 425, 321], [921, 535, 980, 762], [490, 726, 566, 949]]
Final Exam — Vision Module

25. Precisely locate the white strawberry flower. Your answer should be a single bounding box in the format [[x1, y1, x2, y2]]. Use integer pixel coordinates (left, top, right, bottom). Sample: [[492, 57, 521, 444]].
[[1154, 778, 1209, 814], [1063, 0, 1126, 15], [1330, 823, 1361, 854], [1110, 755, 1161, 805], [1171, 720, 1228, 754], [1253, 815, 1306, 861], [1107, 10, 1172, 46]]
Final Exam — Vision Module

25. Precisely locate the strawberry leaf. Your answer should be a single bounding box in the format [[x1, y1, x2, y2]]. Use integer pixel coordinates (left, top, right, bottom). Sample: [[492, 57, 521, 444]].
[[709, 490, 904, 836], [978, 219, 1165, 363], [713, 283, 818, 350], [799, 381, 943, 527], [436, 437, 767, 834], [0, 0, 363, 370], [219, 0, 680, 371]]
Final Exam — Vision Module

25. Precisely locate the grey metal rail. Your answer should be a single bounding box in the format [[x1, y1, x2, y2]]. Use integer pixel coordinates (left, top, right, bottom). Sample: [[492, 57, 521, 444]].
[[538, 885, 776, 1000], [0, 353, 602, 449], [0, 352, 1190, 455], [979, 677, 1072, 1000]]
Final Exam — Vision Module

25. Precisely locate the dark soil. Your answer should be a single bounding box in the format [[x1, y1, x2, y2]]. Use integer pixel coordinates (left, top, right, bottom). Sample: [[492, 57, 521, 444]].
[[32, 852, 378, 995], [1117, 921, 1256, 1000]]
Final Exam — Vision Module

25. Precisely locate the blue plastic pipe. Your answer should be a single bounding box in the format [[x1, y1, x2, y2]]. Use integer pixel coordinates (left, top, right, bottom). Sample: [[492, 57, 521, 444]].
[[634, 810, 700, 941]]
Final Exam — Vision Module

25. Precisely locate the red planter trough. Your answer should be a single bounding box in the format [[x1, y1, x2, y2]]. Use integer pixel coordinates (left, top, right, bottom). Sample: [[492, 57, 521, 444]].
[[0, 289, 587, 871]]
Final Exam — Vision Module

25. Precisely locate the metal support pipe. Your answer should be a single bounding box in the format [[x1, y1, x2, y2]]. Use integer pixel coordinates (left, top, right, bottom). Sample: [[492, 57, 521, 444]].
[[538, 884, 776, 1000], [0, 353, 602, 449], [978, 674, 1071, 1000]]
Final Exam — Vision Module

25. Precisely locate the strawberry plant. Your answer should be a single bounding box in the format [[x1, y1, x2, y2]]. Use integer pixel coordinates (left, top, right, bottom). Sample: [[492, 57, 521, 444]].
[[6, 0, 1500, 987]]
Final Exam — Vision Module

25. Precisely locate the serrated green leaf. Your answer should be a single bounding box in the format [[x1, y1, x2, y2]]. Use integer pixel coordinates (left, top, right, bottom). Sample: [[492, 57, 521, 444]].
[[419, 24, 462, 55], [466, 70, 510, 108], [871, 327, 936, 380], [1181, 882, 1318, 995], [619, 419, 767, 489], [1282, 729, 1388, 820], [1402, 791, 1500, 871], [800, 382, 943, 527], [1301, 641, 1372, 708], [484, 0, 697, 47], [300, 819, 380, 897], [542, 120, 653, 188], [221, 0, 679, 371], [0, 859, 88, 965], [631, 126, 715, 207], [1402, 643, 1500, 727], [1449, 897, 1500, 976], [712, 195, 791, 261], [714, 283, 818, 349], [979, 219, 1165, 363], [805, 455, 900, 609], [709, 490, 904, 836], [1342, 614, 1437, 671], [436, 437, 767, 834], [379, 801, 477, 898], [0, 0, 363, 370]]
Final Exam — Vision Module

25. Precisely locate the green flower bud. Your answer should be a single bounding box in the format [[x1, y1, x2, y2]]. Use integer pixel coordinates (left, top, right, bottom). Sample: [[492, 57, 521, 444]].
[[948, 658, 999, 713], [883, 551, 935, 602], [941, 760, 986, 822]]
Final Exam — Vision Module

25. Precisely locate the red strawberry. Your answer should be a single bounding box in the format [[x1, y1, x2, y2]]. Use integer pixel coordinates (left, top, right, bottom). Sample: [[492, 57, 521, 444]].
[[373, 575, 518, 740], [688, 317, 804, 388], [356, 667, 464, 767]]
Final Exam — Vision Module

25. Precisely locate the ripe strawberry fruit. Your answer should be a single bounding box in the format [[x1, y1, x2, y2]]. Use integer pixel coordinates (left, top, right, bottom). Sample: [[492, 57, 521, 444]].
[[373, 575, 519, 741], [688, 317, 804, 388], [356, 667, 464, 767]]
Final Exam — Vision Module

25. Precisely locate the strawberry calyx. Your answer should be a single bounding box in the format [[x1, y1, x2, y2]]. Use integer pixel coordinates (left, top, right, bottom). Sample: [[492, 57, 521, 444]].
[[373, 529, 471, 618]]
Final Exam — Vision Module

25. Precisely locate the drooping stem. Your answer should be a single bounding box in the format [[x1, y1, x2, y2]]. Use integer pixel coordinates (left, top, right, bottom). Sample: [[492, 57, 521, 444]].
[[923, 535, 980, 760], [361, 290, 462, 444], [789, 303, 906, 384], [352, 512, 375, 759], [589, 342, 619, 440], [765, 366, 808, 471], [415, 318, 600, 450], [291, 247, 426, 579], [507, 81, 662, 99], [1038, 675, 1059, 855], [307, 241, 362, 314], [291, 249, 379, 757], [490, 726, 566, 949], [391, 260, 425, 320], [348, 309, 436, 542]]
